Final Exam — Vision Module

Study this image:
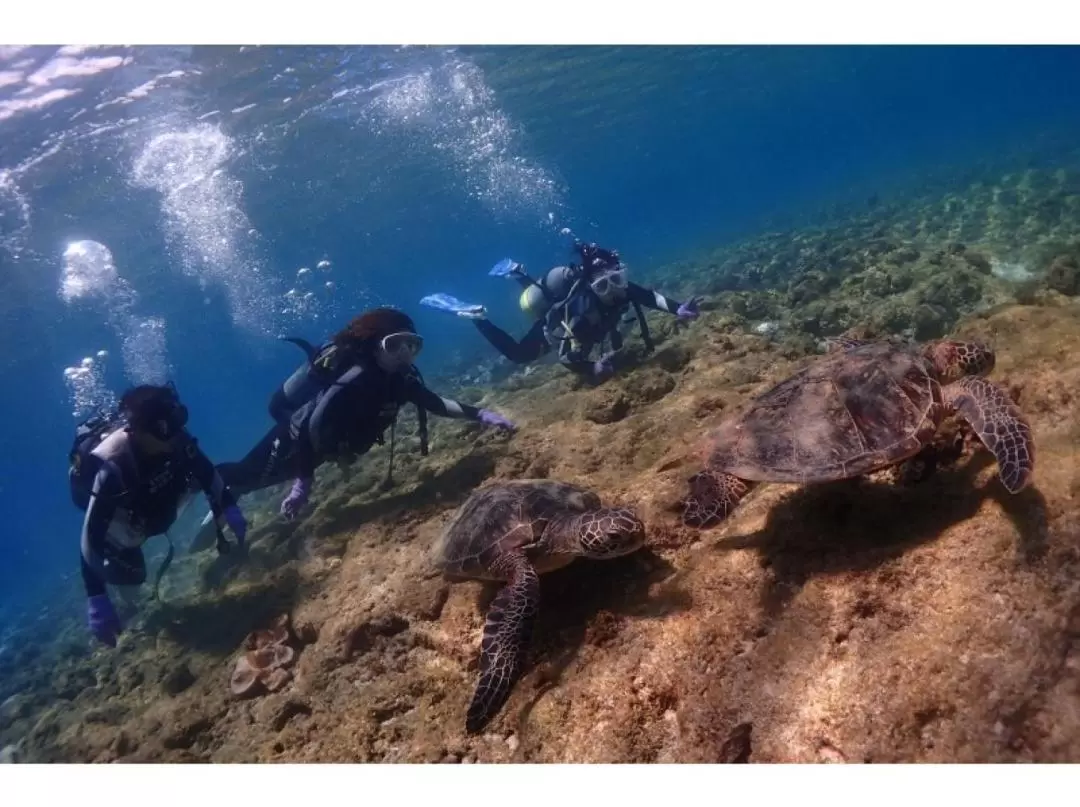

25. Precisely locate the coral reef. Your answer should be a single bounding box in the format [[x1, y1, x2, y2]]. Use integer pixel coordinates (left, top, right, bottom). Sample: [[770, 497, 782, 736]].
[[230, 615, 298, 698], [2, 160, 1080, 763]]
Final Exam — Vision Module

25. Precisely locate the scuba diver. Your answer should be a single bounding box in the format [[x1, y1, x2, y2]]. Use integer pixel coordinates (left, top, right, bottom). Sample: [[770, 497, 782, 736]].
[[69, 382, 247, 647], [212, 306, 517, 521], [421, 239, 702, 382]]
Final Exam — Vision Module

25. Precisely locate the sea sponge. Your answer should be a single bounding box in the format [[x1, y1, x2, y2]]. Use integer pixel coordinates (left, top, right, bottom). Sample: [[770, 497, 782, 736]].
[[229, 614, 298, 698]]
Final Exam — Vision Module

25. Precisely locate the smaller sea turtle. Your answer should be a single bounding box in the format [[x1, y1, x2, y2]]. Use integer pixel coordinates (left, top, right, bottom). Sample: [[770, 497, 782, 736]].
[[433, 479, 646, 734], [682, 337, 1035, 528]]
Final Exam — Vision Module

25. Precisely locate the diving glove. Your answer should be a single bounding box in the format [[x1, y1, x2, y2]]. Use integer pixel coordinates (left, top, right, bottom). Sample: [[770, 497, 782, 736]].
[[280, 476, 312, 521], [677, 296, 702, 322], [87, 593, 122, 647], [592, 352, 616, 381], [478, 409, 516, 432]]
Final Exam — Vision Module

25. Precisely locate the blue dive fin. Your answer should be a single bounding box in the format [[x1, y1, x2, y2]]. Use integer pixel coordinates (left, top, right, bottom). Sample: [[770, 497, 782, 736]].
[[488, 258, 523, 278], [281, 336, 319, 362], [420, 293, 485, 316]]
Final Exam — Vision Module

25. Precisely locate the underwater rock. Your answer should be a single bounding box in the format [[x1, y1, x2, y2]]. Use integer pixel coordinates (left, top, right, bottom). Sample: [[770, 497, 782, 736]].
[[582, 387, 630, 424], [0, 744, 21, 764], [963, 250, 993, 274], [912, 303, 948, 340], [626, 369, 677, 408], [0, 693, 32, 723], [161, 663, 197, 696], [1045, 254, 1080, 296]]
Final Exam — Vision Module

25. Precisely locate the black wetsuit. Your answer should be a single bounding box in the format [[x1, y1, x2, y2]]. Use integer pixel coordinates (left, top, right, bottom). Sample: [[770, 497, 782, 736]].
[[217, 354, 484, 496], [473, 281, 686, 376], [79, 428, 236, 597]]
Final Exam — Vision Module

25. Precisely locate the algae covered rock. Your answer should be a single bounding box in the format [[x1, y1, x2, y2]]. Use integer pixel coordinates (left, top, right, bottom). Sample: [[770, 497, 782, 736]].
[[1045, 254, 1080, 296]]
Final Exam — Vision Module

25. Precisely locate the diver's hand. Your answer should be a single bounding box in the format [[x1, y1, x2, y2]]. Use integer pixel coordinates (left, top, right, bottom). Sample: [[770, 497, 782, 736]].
[[222, 504, 247, 548], [592, 352, 616, 381], [478, 409, 516, 432], [87, 594, 122, 647], [677, 296, 702, 322], [280, 477, 312, 521]]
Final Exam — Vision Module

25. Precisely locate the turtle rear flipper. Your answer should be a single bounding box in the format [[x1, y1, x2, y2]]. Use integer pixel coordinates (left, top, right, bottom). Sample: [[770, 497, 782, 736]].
[[943, 376, 1035, 494], [682, 470, 756, 528], [466, 551, 540, 734]]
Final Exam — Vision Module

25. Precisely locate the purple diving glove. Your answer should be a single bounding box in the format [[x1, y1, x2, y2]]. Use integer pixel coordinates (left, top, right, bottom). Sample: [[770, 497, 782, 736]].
[[87, 593, 122, 647], [677, 296, 702, 322], [478, 409, 516, 432], [280, 476, 312, 520], [223, 504, 248, 547], [592, 353, 616, 381]]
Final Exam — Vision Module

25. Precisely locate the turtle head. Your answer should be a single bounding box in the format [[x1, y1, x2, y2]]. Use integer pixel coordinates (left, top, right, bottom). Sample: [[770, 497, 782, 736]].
[[562, 507, 646, 560], [923, 340, 995, 383]]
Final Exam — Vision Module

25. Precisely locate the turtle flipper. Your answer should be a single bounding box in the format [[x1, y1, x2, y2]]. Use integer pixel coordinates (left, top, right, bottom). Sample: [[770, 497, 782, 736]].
[[466, 551, 540, 734], [682, 470, 756, 528], [943, 376, 1035, 493]]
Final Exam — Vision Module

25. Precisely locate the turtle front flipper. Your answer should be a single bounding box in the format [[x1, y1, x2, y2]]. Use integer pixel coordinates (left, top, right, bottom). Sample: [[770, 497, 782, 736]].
[[466, 551, 540, 734], [682, 470, 756, 528], [943, 376, 1035, 493]]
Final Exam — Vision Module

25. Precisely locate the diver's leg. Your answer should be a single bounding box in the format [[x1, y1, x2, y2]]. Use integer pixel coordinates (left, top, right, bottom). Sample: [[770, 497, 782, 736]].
[[473, 318, 546, 364], [216, 424, 299, 497]]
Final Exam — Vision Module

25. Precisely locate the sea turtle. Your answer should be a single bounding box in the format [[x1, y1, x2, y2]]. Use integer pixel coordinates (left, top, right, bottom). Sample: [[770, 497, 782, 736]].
[[433, 478, 647, 734], [681, 337, 1036, 528]]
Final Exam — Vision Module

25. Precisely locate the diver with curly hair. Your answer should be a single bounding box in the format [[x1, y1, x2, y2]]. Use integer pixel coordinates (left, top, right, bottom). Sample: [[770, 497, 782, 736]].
[[214, 307, 516, 520], [69, 382, 246, 647]]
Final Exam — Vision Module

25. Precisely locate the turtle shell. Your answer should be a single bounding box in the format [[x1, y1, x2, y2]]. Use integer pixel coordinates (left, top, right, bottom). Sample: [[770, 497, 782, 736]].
[[433, 479, 601, 579], [702, 340, 943, 483]]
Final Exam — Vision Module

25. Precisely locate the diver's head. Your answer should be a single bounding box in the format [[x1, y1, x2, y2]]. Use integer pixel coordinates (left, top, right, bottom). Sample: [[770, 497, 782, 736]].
[[574, 242, 628, 305], [119, 382, 189, 452], [575, 241, 622, 275], [334, 307, 423, 373], [589, 266, 628, 305]]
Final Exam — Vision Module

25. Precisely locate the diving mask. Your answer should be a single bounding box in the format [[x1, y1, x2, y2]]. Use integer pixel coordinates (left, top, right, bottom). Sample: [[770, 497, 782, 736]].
[[380, 331, 424, 364], [590, 268, 628, 302]]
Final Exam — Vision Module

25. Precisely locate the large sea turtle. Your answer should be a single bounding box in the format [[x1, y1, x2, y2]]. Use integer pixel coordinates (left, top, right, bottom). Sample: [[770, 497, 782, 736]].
[[682, 337, 1036, 528], [433, 479, 647, 734]]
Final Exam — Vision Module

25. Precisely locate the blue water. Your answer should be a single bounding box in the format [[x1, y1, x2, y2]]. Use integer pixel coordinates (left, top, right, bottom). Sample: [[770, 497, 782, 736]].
[[1, 45, 1079, 623]]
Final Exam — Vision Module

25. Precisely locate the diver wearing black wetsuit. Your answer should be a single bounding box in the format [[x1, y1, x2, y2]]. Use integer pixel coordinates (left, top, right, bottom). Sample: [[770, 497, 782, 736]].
[[215, 308, 516, 519], [466, 242, 702, 381], [77, 384, 246, 647]]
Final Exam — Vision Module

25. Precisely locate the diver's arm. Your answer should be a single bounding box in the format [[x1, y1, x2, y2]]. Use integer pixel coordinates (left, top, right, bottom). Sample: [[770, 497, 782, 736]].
[[79, 465, 122, 597], [627, 282, 683, 315], [185, 439, 238, 516], [552, 327, 601, 377], [472, 318, 549, 364], [407, 381, 484, 421]]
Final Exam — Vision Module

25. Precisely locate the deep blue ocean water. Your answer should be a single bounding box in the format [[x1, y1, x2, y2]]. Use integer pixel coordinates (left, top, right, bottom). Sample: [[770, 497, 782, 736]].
[[1, 44, 1079, 625]]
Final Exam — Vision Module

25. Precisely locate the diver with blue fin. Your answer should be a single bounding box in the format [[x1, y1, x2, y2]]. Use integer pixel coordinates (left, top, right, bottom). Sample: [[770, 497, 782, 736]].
[[70, 382, 247, 647], [421, 239, 702, 382], [208, 307, 516, 522]]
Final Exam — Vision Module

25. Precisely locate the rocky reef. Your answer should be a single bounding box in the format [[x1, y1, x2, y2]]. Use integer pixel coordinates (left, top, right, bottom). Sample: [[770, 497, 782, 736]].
[[2, 162, 1080, 763]]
